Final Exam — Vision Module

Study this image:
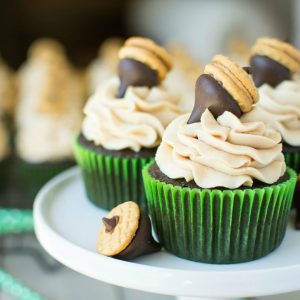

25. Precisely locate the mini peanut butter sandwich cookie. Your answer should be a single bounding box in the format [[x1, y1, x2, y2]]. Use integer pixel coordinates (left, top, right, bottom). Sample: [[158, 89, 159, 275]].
[[188, 54, 258, 123], [97, 201, 161, 260], [250, 37, 300, 87], [117, 37, 173, 98]]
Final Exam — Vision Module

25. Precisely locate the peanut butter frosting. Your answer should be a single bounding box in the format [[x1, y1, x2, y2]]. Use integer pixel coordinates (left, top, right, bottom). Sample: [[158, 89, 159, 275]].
[[164, 46, 202, 112], [156, 109, 285, 189], [0, 59, 16, 116], [87, 38, 123, 94], [82, 77, 181, 152], [0, 118, 9, 161], [16, 42, 84, 162], [243, 80, 300, 146]]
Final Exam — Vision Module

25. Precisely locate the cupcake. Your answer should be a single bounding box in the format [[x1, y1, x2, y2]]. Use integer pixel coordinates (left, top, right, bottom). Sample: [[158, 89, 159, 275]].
[[143, 54, 296, 264], [74, 37, 182, 211], [0, 116, 10, 195], [243, 37, 300, 227], [87, 37, 123, 94], [15, 38, 84, 205], [0, 57, 17, 128], [164, 44, 202, 112]]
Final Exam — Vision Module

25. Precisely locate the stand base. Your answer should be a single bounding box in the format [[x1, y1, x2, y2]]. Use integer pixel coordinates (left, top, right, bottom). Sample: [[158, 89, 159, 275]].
[[176, 297, 245, 300], [33, 167, 300, 299]]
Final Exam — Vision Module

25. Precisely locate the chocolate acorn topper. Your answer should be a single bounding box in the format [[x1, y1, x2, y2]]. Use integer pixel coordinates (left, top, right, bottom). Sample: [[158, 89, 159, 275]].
[[250, 37, 300, 87], [116, 37, 173, 98], [97, 201, 161, 260], [188, 55, 258, 124]]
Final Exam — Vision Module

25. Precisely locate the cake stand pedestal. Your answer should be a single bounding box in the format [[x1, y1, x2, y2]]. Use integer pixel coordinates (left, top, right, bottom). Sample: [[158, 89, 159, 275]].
[[33, 167, 300, 300]]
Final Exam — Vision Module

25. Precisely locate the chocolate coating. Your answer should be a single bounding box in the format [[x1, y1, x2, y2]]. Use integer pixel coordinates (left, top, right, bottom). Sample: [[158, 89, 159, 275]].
[[117, 58, 159, 98], [250, 55, 291, 88], [242, 66, 251, 74], [114, 212, 161, 260], [102, 216, 119, 233], [187, 74, 242, 124]]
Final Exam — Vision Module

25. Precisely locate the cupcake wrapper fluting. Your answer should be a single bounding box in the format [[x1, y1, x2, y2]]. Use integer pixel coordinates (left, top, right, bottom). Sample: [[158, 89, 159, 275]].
[[73, 138, 153, 211], [284, 151, 300, 209], [143, 162, 296, 264], [0, 156, 13, 200], [284, 151, 300, 173]]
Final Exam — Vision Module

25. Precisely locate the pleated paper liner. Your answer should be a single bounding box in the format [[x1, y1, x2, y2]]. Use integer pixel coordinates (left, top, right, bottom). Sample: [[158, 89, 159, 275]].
[[73, 137, 153, 211], [143, 162, 296, 264], [284, 151, 300, 209], [0, 156, 13, 202], [284, 152, 300, 173], [15, 158, 75, 208]]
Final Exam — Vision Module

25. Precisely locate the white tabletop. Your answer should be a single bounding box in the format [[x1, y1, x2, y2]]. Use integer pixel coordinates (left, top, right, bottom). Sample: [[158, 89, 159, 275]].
[[34, 167, 300, 298]]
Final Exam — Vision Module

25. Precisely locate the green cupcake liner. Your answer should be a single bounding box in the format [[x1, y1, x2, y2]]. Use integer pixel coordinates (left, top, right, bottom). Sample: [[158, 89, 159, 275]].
[[73, 137, 153, 211], [284, 151, 300, 173], [143, 163, 296, 264], [15, 158, 75, 208], [284, 151, 300, 209], [0, 156, 12, 198]]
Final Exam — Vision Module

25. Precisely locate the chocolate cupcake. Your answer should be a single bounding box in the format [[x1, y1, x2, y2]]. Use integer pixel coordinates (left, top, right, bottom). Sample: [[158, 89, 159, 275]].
[[143, 54, 296, 264], [164, 44, 203, 112], [74, 37, 182, 211], [87, 37, 124, 95], [0, 117, 10, 197], [244, 37, 300, 228], [15, 38, 85, 206]]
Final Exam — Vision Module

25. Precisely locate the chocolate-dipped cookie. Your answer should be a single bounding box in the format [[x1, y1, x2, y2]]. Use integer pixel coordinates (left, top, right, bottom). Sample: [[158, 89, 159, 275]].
[[97, 201, 161, 260], [116, 37, 172, 98], [188, 54, 258, 123], [250, 37, 300, 87]]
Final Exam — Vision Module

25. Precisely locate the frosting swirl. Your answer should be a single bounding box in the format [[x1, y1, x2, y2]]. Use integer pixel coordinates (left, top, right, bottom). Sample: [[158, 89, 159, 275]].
[[156, 109, 285, 189], [82, 77, 181, 152], [242, 80, 300, 146]]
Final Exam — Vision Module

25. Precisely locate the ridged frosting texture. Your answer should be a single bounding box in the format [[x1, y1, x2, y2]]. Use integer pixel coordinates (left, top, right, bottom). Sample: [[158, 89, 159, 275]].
[[82, 77, 181, 152], [156, 109, 285, 189], [243, 80, 300, 146]]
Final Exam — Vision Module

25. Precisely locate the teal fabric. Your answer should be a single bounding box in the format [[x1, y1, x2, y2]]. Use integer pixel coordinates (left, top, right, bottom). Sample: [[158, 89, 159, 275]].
[[0, 209, 45, 300], [0, 209, 33, 234], [0, 269, 44, 300]]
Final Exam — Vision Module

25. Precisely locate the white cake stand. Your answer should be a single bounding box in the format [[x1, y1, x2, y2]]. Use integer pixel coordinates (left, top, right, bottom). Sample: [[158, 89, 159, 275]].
[[33, 167, 300, 300]]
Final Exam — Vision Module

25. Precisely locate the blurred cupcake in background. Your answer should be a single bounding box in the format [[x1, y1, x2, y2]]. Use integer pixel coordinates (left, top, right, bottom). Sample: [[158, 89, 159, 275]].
[[243, 37, 300, 228], [226, 37, 251, 65], [15, 38, 85, 206], [0, 57, 17, 129], [74, 37, 182, 211], [164, 44, 202, 112], [86, 37, 123, 95], [0, 116, 10, 196]]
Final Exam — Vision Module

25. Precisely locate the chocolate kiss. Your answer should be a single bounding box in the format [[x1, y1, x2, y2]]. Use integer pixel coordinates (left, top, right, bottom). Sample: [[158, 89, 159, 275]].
[[187, 74, 242, 124], [114, 212, 161, 260], [116, 58, 159, 98], [102, 216, 119, 233], [250, 55, 291, 88]]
